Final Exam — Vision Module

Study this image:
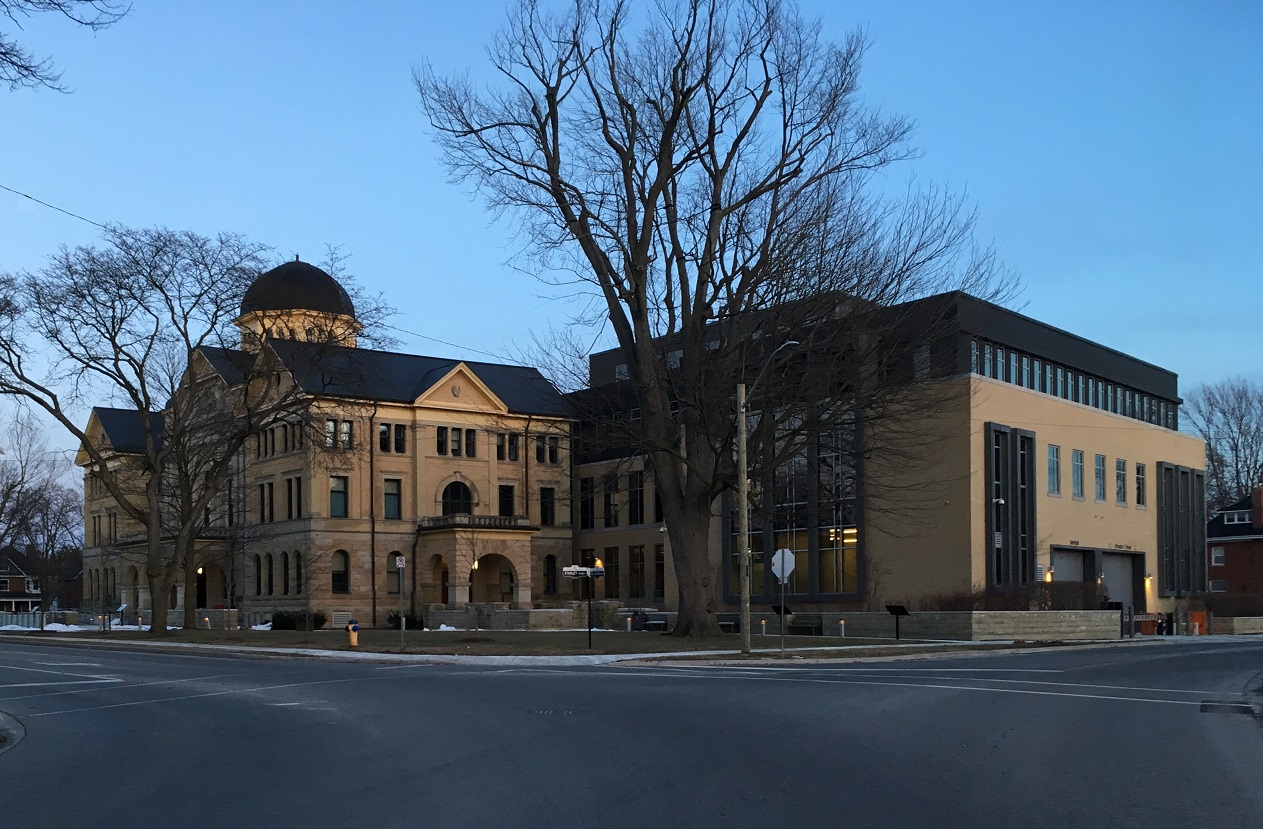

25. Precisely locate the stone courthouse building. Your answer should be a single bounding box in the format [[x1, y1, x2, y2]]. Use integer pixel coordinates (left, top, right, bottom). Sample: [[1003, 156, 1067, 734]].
[[79, 260, 574, 627]]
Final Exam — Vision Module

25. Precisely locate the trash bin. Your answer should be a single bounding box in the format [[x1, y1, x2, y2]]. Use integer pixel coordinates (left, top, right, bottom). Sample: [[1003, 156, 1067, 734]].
[[345, 619, 360, 647], [630, 610, 649, 631]]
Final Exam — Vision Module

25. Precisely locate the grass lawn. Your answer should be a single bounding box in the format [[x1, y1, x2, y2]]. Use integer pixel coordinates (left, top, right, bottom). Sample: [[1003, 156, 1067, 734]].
[[6, 626, 942, 656]]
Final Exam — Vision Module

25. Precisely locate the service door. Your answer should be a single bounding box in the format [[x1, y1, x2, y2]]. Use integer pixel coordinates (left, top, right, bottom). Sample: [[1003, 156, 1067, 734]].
[[1100, 552, 1138, 612]]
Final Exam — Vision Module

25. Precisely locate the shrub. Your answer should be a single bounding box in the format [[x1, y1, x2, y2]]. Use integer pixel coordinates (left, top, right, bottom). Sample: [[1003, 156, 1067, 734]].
[[269, 610, 327, 630], [386, 611, 425, 630], [1193, 592, 1263, 617]]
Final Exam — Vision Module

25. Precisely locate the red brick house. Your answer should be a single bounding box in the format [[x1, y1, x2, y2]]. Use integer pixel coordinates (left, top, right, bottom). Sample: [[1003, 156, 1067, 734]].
[[1206, 488, 1263, 594], [0, 548, 41, 613]]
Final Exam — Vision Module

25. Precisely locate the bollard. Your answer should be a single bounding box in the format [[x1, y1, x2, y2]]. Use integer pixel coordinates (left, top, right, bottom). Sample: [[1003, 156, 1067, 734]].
[[626, 615, 632, 633], [1193, 622, 1199, 636], [345, 619, 360, 647], [760, 618, 766, 636], [838, 619, 845, 638]]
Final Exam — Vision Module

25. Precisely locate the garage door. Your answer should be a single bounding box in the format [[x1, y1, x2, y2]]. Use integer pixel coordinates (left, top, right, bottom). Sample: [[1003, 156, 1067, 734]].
[[1100, 553, 1137, 611], [1052, 549, 1086, 582]]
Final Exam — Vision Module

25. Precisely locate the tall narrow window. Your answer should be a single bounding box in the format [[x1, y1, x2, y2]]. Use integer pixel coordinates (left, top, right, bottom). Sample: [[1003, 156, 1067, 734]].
[[258, 483, 267, 524], [544, 554, 559, 595], [508, 433, 520, 461], [465, 429, 476, 457], [547, 436, 559, 464], [653, 544, 666, 601], [579, 478, 595, 529], [1115, 459, 1127, 505], [498, 484, 515, 518], [970, 339, 979, 373], [330, 476, 349, 518], [995, 347, 1005, 380], [266, 553, 274, 596], [497, 433, 506, 460], [451, 428, 463, 457], [1021, 355, 1031, 388], [1094, 454, 1107, 501], [254, 555, 262, 595], [436, 426, 448, 455], [386, 552, 401, 594], [286, 477, 295, 520], [331, 550, 349, 594], [1033, 359, 1043, 392], [384, 479, 402, 520], [629, 545, 645, 598], [536, 435, 546, 463], [379, 423, 391, 452], [282, 551, 290, 595], [1071, 450, 1084, 498], [628, 470, 645, 525], [295, 552, 303, 594], [339, 420, 353, 449], [540, 487, 556, 526], [603, 474, 619, 527], [395, 424, 406, 453], [1136, 463, 1147, 507], [1047, 445, 1061, 495], [604, 547, 620, 598]]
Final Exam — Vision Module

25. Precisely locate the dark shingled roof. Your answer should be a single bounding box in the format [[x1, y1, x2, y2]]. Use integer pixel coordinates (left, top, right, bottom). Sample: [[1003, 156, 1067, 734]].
[[1207, 496, 1263, 539], [200, 346, 258, 386], [264, 340, 570, 417], [93, 407, 164, 455], [241, 259, 356, 318]]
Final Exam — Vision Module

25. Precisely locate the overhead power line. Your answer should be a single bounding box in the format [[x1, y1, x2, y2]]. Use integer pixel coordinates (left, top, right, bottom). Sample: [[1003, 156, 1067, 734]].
[[0, 182, 109, 230]]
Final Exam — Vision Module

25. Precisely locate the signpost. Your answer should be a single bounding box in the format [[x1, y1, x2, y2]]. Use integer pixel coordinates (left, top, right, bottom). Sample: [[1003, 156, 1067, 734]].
[[396, 554, 406, 650], [771, 548, 794, 657], [563, 563, 605, 649]]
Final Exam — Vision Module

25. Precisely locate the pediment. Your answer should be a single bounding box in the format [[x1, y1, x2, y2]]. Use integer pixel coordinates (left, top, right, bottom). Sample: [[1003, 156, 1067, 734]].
[[415, 363, 508, 414]]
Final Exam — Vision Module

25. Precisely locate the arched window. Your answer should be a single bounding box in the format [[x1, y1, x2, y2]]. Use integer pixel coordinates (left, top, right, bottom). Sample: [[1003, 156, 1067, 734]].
[[282, 551, 290, 595], [332, 550, 350, 594], [441, 481, 473, 515], [266, 554, 274, 595], [254, 555, 262, 596], [544, 554, 558, 595], [386, 551, 403, 594], [295, 551, 303, 594]]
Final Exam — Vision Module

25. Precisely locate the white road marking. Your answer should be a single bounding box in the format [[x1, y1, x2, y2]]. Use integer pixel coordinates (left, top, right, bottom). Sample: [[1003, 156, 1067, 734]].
[[0, 663, 112, 678], [25, 676, 373, 717], [0, 679, 122, 689], [0, 672, 244, 703], [708, 666, 1065, 673], [35, 662, 102, 667], [270, 702, 302, 706]]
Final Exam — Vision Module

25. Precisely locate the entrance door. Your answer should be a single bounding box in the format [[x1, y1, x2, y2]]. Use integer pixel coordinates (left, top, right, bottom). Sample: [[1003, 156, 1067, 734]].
[[1100, 552, 1138, 612], [196, 570, 207, 609]]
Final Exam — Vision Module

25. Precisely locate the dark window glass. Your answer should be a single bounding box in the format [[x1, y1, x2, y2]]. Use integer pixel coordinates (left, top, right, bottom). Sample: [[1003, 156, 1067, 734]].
[[465, 429, 476, 458], [395, 424, 406, 453], [339, 420, 353, 449], [330, 476, 349, 518], [540, 487, 555, 526], [331, 550, 349, 594], [603, 474, 619, 527], [254, 554, 262, 596], [628, 470, 645, 525], [536, 435, 546, 463], [386, 552, 401, 594], [497, 433, 506, 460], [547, 436, 559, 464], [442, 481, 473, 515], [379, 423, 391, 452], [266, 553, 274, 596], [437, 426, 448, 455], [498, 484, 515, 518], [579, 478, 595, 529], [604, 547, 620, 598], [653, 544, 665, 601], [629, 545, 645, 598], [282, 551, 290, 595], [451, 428, 462, 457], [384, 479, 402, 520], [508, 433, 520, 461], [544, 554, 559, 595]]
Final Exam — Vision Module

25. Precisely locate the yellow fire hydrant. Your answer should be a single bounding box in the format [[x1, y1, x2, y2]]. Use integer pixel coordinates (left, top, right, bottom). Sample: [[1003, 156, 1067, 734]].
[[345, 620, 360, 647]]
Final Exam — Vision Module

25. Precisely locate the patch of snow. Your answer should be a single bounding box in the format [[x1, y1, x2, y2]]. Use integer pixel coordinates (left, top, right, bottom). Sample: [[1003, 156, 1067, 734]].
[[251, 622, 273, 631], [437, 624, 458, 631]]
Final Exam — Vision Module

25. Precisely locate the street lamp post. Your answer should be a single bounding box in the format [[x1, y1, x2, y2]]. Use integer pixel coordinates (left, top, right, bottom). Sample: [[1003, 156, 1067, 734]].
[[738, 340, 799, 654]]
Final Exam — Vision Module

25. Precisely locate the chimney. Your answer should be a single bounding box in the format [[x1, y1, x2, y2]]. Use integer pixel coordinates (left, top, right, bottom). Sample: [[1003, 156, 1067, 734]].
[[1253, 484, 1263, 529]]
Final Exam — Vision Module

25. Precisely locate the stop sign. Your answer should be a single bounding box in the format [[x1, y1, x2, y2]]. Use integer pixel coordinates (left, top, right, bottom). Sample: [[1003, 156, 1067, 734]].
[[771, 548, 795, 582]]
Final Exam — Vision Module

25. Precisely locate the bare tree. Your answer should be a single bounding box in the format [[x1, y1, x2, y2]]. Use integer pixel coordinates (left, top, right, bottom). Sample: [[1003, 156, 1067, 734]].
[[418, 0, 1007, 634], [1, 0, 127, 91], [1185, 377, 1263, 511]]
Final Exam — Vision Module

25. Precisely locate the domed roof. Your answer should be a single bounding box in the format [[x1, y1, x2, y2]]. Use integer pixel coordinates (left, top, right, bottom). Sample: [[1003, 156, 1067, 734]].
[[240, 258, 356, 318]]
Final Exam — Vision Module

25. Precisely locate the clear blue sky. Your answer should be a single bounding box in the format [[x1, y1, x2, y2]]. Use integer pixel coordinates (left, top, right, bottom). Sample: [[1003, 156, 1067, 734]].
[[1, 0, 1259, 432]]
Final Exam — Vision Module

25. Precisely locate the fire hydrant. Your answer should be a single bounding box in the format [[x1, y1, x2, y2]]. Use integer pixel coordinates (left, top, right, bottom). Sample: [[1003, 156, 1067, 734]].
[[345, 619, 360, 647]]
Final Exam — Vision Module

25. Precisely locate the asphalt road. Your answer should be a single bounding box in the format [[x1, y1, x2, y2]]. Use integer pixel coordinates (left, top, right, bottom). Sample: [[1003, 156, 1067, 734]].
[[1, 638, 1261, 828]]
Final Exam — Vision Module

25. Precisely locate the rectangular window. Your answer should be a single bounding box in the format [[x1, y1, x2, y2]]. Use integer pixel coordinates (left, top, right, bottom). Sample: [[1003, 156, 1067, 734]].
[[1135, 463, 1146, 507], [324, 419, 337, 448], [1033, 359, 1043, 392], [339, 420, 353, 450], [1008, 351, 1018, 384], [379, 423, 391, 452], [1045, 363, 1053, 395], [1055, 366, 1065, 398], [1021, 355, 1031, 388], [540, 487, 556, 526], [1071, 450, 1084, 498], [629, 545, 645, 598], [1210, 580, 1228, 593], [995, 347, 1006, 380], [330, 476, 348, 518], [508, 433, 520, 461], [451, 428, 462, 457], [970, 339, 979, 373], [547, 436, 559, 464], [628, 470, 645, 525], [286, 478, 295, 520], [384, 479, 402, 520], [1047, 445, 1061, 495], [1115, 459, 1127, 505], [603, 474, 619, 528], [498, 484, 515, 518], [653, 544, 666, 601], [497, 433, 506, 460], [1211, 546, 1225, 566], [604, 547, 620, 598], [395, 424, 406, 454], [579, 478, 595, 529], [465, 429, 476, 458], [294, 476, 302, 519], [654, 488, 664, 524], [1094, 454, 1107, 501], [436, 426, 448, 455], [536, 435, 546, 463], [258, 483, 266, 524]]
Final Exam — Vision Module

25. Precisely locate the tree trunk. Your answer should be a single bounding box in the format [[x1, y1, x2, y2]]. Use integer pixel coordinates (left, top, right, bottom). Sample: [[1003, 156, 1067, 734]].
[[148, 573, 170, 637], [669, 507, 723, 637], [182, 563, 198, 630]]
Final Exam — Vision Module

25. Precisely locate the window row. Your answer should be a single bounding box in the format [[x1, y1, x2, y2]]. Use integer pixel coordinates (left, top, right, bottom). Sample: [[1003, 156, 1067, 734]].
[[254, 550, 303, 596], [320, 477, 558, 525], [578, 544, 667, 601], [1047, 446, 1146, 507], [89, 513, 119, 546], [257, 476, 304, 523], [578, 470, 664, 530], [970, 338, 1177, 429], [257, 421, 305, 458]]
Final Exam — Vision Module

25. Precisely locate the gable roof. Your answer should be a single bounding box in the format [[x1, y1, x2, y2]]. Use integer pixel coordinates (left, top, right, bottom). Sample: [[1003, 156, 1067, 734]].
[[91, 407, 164, 455], [265, 340, 570, 417], [1207, 496, 1262, 540], [199, 346, 258, 386]]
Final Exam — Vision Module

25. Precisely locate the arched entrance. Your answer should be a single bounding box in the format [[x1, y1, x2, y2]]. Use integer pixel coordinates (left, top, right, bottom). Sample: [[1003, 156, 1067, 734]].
[[470, 554, 516, 604], [428, 554, 450, 604]]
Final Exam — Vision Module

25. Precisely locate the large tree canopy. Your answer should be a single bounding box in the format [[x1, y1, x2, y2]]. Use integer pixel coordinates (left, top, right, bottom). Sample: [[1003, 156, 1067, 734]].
[[419, 0, 1007, 634]]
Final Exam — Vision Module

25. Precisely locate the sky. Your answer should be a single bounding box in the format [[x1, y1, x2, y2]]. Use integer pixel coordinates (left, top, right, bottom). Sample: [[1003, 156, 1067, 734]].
[[1, 0, 1260, 452]]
